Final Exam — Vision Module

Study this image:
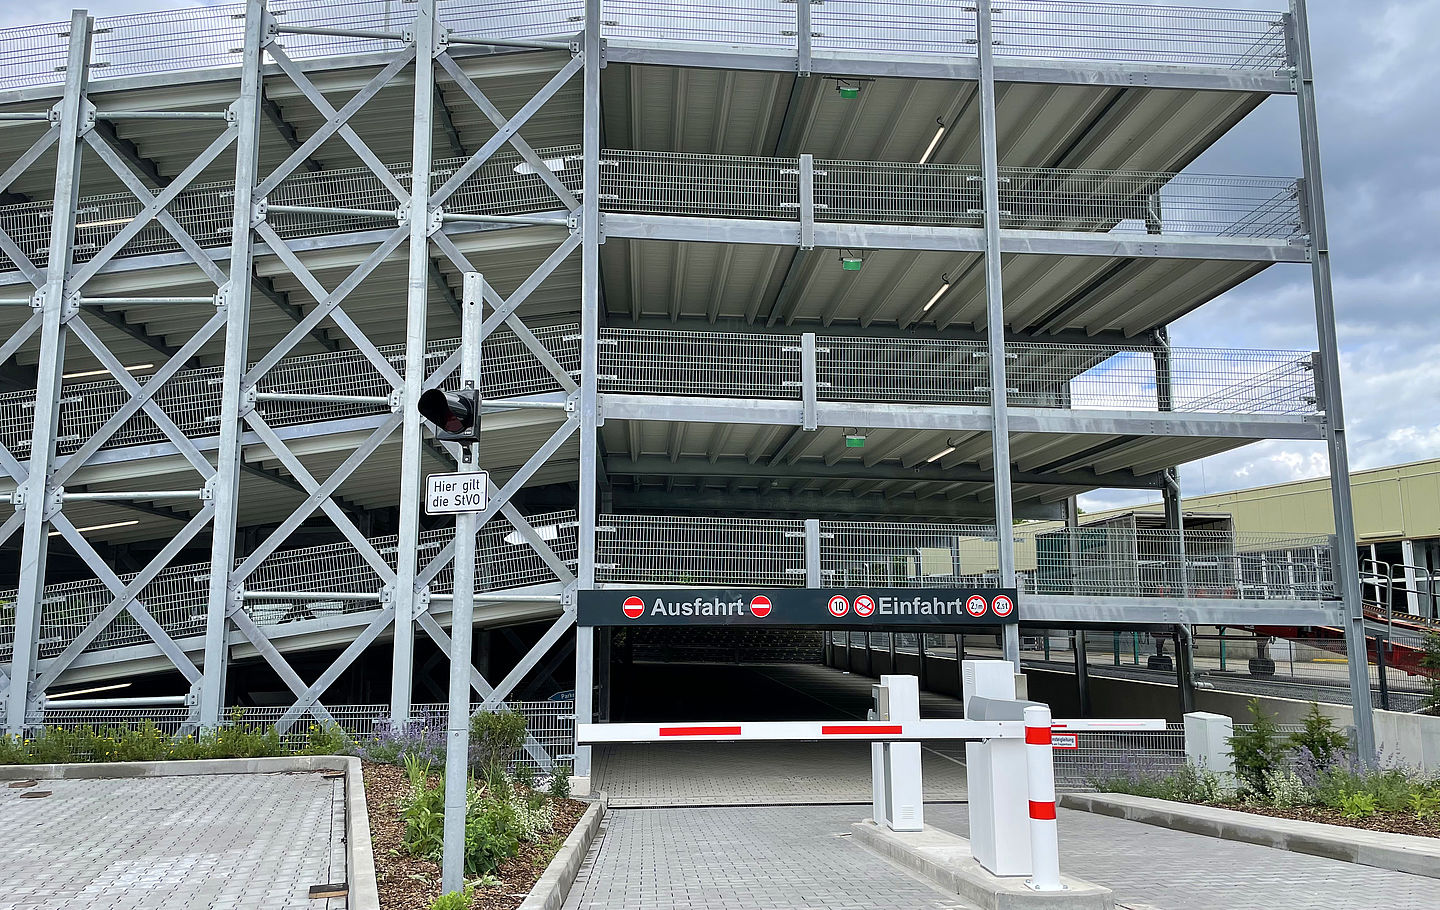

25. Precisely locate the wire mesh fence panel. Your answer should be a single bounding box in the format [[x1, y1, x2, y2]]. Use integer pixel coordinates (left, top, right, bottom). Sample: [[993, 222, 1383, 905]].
[[818, 335, 988, 404], [819, 521, 1002, 588], [990, 1, 1290, 71], [1009, 343, 1319, 415], [602, 0, 796, 47], [35, 700, 577, 769], [1016, 527, 1336, 601], [0, 149, 1305, 272], [812, 0, 977, 55], [600, 150, 800, 219], [599, 328, 803, 399], [998, 168, 1302, 239], [0, 0, 1292, 91], [596, 514, 807, 586], [816, 160, 983, 227], [423, 509, 579, 595], [445, 0, 583, 41], [1053, 724, 1188, 790]]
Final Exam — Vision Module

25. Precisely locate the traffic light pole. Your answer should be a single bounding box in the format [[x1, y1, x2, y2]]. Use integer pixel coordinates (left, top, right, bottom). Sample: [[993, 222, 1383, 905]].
[[442, 272, 485, 892]]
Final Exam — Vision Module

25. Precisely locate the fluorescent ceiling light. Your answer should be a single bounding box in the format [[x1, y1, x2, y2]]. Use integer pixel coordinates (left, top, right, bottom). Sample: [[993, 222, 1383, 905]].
[[63, 362, 154, 380], [48, 682, 132, 699], [513, 157, 567, 175], [921, 279, 951, 312], [505, 524, 559, 545], [926, 446, 957, 464], [50, 519, 140, 537], [75, 217, 132, 229], [919, 123, 946, 164]]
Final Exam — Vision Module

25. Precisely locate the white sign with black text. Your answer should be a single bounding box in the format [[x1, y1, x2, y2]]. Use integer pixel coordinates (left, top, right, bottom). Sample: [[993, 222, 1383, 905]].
[[425, 471, 489, 515]]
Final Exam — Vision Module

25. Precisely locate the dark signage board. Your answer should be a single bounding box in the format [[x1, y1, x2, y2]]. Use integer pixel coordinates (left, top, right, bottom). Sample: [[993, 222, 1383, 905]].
[[577, 588, 1019, 628]]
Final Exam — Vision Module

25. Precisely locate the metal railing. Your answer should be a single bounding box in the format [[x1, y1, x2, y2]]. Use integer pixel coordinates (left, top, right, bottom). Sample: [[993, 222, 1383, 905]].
[[0, 327, 1319, 462], [0, 147, 1302, 275], [1016, 526, 1336, 600], [598, 514, 1338, 602], [0, 509, 579, 662], [0, 0, 1290, 91]]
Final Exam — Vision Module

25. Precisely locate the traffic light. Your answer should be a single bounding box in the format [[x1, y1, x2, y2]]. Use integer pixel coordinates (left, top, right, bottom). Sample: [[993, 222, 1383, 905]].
[[418, 387, 481, 443]]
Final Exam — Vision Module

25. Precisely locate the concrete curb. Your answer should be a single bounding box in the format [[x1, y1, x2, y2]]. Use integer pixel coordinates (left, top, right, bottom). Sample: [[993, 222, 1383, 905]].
[[517, 792, 609, 910], [0, 755, 381, 908], [850, 820, 1112, 910], [1060, 793, 1440, 879]]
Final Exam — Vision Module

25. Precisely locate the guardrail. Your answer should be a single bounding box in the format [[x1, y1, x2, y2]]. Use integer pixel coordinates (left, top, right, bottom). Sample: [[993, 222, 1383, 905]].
[[0, 512, 1335, 666], [0, 0, 1289, 92], [0, 326, 1319, 461], [0, 146, 1302, 276]]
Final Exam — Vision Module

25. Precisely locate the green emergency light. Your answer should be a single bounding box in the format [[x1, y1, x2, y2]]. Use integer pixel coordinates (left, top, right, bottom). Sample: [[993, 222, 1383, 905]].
[[838, 84, 860, 99], [845, 434, 866, 448], [841, 256, 863, 271]]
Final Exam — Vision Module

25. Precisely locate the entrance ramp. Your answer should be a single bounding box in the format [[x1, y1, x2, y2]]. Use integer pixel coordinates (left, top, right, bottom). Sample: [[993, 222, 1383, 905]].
[[595, 662, 969, 807]]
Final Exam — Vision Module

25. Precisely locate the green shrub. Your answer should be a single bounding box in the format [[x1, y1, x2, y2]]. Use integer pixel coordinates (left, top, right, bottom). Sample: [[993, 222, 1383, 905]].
[[1228, 699, 1286, 799], [400, 756, 447, 860], [466, 794, 522, 876], [301, 723, 353, 756], [470, 710, 527, 777], [1422, 629, 1440, 715], [1092, 763, 1235, 803], [1409, 790, 1440, 820], [547, 762, 572, 800], [1340, 791, 1378, 818], [398, 754, 533, 877], [1261, 767, 1310, 808], [1287, 702, 1349, 767], [428, 886, 474, 910]]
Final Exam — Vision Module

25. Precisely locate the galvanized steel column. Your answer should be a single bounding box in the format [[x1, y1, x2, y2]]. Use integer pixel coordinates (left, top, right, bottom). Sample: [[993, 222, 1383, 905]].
[[391, 0, 440, 724], [976, 0, 1019, 665], [573, 0, 603, 780], [199, 0, 267, 728], [1289, 0, 1375, 760], [5, 12, 92, 735]]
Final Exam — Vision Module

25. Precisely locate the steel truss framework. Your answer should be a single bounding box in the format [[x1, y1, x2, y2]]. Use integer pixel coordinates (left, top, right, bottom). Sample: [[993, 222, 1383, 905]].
[[0, 0, 1375, 765]]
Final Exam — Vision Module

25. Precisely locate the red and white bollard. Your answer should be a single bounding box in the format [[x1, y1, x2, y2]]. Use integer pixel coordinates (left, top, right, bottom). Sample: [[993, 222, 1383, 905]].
[[1023, 704, 1064, 892]]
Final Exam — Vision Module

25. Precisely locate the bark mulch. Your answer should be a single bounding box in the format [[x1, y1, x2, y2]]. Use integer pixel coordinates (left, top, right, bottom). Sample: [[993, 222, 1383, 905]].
[[363, 761, 589, 910], [1203, 802, 1440, 839]]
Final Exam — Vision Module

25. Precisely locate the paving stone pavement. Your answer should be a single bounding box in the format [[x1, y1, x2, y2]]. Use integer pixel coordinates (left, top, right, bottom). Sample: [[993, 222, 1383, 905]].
[[926, 803, 1440, 910], [561, 805, 970, 910], [0, 771, 346, 910]]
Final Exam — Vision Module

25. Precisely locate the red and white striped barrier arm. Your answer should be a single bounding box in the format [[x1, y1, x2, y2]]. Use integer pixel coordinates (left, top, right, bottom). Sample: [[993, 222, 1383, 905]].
[[577, 719, 1021, 743], [577, 717, 1164, 744]]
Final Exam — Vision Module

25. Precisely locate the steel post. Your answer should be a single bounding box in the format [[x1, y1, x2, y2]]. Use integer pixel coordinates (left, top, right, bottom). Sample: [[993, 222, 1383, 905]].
[[573, 0, 603, 780], [199, 0, 266, 728], [441, 273, 485, 893], [391, 0, 439, 724], [976, 0, 1019, 666], [6, 13, 91, 735], [1289, 0, 1375, 761]]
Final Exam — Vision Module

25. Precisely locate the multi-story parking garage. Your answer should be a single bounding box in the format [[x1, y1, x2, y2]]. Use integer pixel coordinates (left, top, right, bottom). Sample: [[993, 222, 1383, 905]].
[[0, 0, 1375, 776]]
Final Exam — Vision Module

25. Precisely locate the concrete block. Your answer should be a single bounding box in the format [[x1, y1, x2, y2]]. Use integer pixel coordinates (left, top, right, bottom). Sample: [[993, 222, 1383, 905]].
[[850, 819, 1113, 910], [1183, 711, 1234, 776], [517, 793, 607, 910]]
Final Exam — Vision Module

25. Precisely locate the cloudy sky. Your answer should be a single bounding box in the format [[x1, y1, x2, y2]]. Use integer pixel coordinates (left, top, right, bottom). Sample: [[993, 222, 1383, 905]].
[[4, 1, 1436, 511]]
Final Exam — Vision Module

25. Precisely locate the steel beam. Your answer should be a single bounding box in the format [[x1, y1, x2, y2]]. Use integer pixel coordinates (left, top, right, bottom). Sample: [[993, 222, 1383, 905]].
[[607, 455, 1165, 490], [598, 394, 1325, 440], [1289, 0, 1374, 761], [7, 13, 91, 735], [609, 487, 1060, 521], [977, 0, 1019, 666], [574, 0, 602, 781], [389, 0, 440, 723]]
